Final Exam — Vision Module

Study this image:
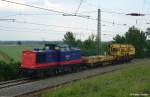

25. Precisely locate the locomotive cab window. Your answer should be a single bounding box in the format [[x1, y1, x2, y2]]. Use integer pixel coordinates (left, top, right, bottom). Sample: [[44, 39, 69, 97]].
[[36, 52, 46, 64], [55, 46, 60, 50], [58, 44, 70, 51]]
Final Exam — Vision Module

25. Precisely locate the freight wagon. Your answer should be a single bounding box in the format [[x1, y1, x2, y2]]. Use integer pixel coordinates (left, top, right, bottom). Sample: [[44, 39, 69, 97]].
[[82, 44, 135, 67]]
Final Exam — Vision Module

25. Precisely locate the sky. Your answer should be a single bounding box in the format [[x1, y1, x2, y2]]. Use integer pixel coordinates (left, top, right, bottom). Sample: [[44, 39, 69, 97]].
[[0, 0, 150, 41]]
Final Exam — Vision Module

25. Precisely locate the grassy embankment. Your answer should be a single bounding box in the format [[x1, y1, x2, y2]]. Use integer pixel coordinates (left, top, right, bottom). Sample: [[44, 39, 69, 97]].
[[0, 45, 41, 81], [43, 62, 150, 97]]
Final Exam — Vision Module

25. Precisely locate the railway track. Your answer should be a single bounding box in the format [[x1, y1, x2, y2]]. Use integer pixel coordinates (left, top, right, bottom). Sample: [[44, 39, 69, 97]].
[[0, 78, 31, 89], [0, 58, 149, 97]]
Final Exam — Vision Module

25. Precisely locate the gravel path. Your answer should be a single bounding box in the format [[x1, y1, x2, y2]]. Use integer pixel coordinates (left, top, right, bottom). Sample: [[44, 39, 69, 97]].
[[0, 58, 149, 97]]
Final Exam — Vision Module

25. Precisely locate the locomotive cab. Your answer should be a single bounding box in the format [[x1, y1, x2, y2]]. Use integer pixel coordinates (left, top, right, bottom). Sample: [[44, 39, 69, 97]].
[[21, 44, 59, 69]]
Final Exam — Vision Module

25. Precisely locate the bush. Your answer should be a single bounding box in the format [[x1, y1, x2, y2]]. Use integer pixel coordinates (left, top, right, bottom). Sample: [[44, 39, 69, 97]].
[[0, 61, 21, 81], [81, 49, 97, 56]]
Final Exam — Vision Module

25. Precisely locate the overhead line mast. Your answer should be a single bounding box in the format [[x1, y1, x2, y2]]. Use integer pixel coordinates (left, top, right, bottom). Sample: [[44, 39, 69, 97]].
[[97, 9, 101, 55]]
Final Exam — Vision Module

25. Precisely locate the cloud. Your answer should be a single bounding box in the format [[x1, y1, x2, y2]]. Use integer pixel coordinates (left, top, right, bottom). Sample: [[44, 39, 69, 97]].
[[0, 0, 27, 11], [44, 0, 64, 11], [0, 0, 65, 12]]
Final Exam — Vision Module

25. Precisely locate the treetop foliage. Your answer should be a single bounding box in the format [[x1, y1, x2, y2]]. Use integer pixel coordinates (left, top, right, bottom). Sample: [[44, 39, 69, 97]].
[[113, 26, 150, 58], [63, 32, 108, 56]]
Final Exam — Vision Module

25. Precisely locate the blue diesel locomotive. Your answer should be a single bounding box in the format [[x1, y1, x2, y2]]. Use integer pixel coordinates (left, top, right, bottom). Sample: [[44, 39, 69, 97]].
[[21, 44, 82, 76]]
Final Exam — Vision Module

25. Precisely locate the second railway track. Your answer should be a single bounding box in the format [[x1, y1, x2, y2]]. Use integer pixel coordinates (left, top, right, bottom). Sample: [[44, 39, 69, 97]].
[[0, 78, 31, 89]]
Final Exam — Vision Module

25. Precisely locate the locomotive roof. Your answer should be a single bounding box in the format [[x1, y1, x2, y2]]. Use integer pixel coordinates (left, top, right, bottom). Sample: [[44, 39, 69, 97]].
[[45, 43, 68, 47], [33, 43, 80, 52]]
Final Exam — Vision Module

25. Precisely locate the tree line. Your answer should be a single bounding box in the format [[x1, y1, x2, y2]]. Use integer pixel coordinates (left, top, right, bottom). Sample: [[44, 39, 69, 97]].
[[63, 31, 109, 56], [63, 26, 150, 58], [63, 32, 107, 56]]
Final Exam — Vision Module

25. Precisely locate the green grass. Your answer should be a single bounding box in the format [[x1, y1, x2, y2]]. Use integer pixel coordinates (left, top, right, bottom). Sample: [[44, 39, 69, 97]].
[[43, 63, 150, 97], [0, 45, 42, 62], [0, 50, 12, 62]]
